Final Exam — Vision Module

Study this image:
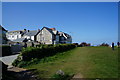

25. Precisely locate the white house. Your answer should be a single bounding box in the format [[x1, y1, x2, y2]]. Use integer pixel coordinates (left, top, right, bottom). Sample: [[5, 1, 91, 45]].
[[23, 30, 40, 41], [6, 30, 26, 41]]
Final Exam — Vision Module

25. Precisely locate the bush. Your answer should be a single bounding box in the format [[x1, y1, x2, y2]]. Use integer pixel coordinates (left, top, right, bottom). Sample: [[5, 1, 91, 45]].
[[72, 43, 78, 47], [79, 42, 91, 47], [12, 57, 40, 67], [1, 45, 12, 57], [100, 43, 109, 47], [21, 44, 76, 61], [12, 55, 23, 67], [12, 44, 76, 67], [36, 44, 54, 48]]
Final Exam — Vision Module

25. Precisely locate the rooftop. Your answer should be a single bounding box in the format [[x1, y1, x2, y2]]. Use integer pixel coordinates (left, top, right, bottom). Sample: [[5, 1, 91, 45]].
[[24, 30, 39, 36]]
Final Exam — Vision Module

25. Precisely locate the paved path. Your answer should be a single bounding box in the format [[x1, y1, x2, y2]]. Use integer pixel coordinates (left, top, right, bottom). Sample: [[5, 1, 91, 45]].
[[0, 54, 38, 80], [0, 54, 19, 66]]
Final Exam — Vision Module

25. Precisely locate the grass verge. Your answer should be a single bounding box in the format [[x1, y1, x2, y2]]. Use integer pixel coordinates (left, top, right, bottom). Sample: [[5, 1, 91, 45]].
[[15, 47, 119, 78]]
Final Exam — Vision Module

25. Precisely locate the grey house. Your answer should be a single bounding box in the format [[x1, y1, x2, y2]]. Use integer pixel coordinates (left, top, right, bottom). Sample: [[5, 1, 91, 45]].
[[36, 27, 55, 44], [59, 32, 72, 44], [36, 27, 72, 44]]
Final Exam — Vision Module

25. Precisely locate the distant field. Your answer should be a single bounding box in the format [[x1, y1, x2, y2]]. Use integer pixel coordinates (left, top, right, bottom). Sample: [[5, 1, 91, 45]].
[[24, 46, 118, 78]]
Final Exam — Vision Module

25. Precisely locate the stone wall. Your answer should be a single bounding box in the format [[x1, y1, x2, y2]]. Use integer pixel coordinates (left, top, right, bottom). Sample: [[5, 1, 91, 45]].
[[7, 41, 40, 54]]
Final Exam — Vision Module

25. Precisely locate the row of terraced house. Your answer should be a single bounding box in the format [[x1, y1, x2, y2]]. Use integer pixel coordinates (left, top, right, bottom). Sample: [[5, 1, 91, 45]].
[[5, 27, 72, 44]]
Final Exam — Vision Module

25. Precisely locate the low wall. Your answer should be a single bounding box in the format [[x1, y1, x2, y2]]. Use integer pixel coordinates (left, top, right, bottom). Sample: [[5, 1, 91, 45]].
[[7, 42, 41, 54], [11, 45, 22, 54]]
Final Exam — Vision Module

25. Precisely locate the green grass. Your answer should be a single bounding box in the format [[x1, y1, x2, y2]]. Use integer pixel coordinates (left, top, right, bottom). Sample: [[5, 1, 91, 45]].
[[24, 46, 118, 78]]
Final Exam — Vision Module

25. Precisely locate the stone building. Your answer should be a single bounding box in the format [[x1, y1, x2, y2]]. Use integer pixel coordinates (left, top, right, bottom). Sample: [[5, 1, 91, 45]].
[[36, 27, 72, 44]]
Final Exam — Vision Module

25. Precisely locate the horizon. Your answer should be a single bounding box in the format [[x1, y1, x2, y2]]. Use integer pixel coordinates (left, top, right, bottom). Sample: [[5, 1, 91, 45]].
[[2, 2, 118, 45]]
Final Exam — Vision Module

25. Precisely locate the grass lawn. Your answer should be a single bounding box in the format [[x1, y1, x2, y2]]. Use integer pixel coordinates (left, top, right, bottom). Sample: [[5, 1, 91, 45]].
[[24, 46, 118, 78]]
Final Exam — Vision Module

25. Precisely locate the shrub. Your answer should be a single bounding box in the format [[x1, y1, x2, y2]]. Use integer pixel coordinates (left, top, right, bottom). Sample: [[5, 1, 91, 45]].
[[12, 55, 23, 67], [21, 44, 76, 61], [36, 44, 54, 48], [73, 43, 78, 47], [79, 42, 91, 47], [12, 44, 76, 67], [100, 43, 109, 47]]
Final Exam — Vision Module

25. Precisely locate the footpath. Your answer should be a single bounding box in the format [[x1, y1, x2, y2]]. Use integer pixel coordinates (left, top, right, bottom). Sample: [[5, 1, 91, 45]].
[[0, 54, 38, 80]]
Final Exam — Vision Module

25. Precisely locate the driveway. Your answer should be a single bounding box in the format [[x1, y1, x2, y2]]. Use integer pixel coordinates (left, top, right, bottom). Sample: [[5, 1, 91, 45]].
[[0, 54, 19, 66]]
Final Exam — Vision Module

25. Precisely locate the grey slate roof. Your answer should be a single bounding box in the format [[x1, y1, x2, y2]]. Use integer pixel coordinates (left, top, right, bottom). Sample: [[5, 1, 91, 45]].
[[24, 30, 39, 36], [41, 27, 59, 35], [43, 27, 54, 34], [64, 33, 71, 38], [13, 38, 26, 42]]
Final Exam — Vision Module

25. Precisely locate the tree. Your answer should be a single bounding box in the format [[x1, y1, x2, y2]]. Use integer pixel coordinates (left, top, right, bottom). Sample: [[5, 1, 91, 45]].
[[79, 42, 91, 47], [100, 43, 109, 47]]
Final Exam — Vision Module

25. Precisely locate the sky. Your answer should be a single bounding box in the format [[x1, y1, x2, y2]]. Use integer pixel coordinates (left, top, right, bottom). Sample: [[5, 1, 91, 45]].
[[2, 2, 118, 45]]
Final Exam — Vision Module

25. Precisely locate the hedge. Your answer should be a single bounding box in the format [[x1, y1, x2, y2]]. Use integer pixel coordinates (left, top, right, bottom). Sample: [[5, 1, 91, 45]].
[[21, 44, 76, 61], [12, 44, 76, 67]]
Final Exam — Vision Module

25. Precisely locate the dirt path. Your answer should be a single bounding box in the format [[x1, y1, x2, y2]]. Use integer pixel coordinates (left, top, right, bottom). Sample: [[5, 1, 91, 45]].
[[8, 67, 84, 80], [7, 67, 38, 80]]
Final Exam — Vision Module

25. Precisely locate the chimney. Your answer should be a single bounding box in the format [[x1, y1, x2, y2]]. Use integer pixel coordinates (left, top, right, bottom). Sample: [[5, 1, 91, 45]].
[[24, 29, 26, 31], [50, 28, 56, 31], [38, 29, 40, 32]]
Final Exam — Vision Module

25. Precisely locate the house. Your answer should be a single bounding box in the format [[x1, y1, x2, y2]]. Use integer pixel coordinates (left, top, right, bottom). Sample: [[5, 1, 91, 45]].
[[23, 30, 40, 41], [6, 28, 40, 42], [59, 32, 72, 44], [49, 28, 60, 44], [6, 26, 72, 44], [6, 29, 27, 41], [36, 27, 72, 44], [12, 38, 29, 42], [36, 27, 55, 44], [0, 25, 8, 44]]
